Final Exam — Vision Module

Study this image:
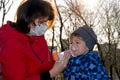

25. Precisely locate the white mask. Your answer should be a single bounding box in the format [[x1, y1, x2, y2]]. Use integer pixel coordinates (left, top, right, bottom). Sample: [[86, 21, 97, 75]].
[[29, 24, 48, 36], [69, 44, 78, 57], [70, 44, 78, 51]]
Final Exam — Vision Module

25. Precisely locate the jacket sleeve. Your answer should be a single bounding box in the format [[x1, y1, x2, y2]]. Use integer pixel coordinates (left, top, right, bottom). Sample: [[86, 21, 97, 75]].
[[1, 39, 29, 80], [30, 35, 55, 73]]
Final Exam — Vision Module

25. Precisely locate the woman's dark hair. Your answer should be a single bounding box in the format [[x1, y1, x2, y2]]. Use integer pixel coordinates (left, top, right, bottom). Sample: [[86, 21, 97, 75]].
[[14, 0, 55, 34]]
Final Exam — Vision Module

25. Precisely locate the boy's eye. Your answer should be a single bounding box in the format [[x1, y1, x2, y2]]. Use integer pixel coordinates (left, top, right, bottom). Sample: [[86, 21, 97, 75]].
[[76, 42, 80, 44], [70, 42, 72, 44]]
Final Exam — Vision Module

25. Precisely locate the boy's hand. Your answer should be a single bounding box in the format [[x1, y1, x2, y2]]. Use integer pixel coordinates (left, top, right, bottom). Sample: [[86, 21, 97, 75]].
[[49, 50, 71, 78]]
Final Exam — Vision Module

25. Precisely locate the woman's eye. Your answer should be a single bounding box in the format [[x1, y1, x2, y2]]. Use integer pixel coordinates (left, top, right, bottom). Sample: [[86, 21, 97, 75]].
[[39, 21, 46, 24]]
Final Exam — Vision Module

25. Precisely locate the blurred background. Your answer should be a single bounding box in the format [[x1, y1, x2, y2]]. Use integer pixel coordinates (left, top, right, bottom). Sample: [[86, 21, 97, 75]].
[[0, 0, 120, 80]]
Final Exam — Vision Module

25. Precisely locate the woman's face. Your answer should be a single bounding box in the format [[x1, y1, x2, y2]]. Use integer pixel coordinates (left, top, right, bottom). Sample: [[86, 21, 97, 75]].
[[28, 16, 49, 36], [29, 16, 49, 28], [69, 36, 89, 57]]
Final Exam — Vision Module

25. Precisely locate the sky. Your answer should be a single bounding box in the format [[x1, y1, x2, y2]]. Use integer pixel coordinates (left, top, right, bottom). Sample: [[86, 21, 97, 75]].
[[0, 0, 66, 25], [0, 0, 22, 24], [1, 0, 98, 25]]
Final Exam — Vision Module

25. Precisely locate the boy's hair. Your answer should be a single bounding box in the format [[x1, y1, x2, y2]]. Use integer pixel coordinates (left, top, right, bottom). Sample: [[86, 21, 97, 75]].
[[71, 25, 97, 51]]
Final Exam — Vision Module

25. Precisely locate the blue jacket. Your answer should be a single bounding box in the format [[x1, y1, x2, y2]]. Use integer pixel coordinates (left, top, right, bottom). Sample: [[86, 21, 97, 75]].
[[64, 51, 110, 80]]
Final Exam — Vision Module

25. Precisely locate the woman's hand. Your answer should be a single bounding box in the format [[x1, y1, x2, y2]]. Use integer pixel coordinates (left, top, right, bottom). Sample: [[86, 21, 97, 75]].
[[49, 50, 71, 78]]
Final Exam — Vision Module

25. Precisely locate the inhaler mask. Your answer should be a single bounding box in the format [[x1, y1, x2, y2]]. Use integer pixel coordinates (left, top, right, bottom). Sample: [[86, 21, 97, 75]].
[[70, 44, 78, 51], [70, 44, 78, 57]]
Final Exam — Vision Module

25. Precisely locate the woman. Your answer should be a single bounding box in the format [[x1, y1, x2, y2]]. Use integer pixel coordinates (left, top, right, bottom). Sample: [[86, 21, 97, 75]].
[[0, 0, 70, 80]]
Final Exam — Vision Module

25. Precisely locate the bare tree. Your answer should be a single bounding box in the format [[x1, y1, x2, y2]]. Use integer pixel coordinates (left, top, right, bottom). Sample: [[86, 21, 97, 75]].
[[0, 0, 13, 26], [45, 1, 120, 79], [95, 0, 120, 79], [55, 0, 120, 80]]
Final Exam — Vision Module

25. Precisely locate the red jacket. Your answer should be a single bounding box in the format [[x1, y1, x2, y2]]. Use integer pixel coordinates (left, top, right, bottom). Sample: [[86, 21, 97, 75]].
[[0, 21, 55, 80]]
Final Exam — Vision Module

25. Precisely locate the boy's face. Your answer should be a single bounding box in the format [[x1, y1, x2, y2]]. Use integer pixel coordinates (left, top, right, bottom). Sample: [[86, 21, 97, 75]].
[[69, 36, 89, 57]]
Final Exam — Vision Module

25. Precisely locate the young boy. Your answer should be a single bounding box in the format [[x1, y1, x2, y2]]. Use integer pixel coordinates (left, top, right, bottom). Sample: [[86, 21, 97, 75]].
[[64, 25, 110, 80]]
